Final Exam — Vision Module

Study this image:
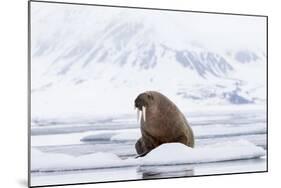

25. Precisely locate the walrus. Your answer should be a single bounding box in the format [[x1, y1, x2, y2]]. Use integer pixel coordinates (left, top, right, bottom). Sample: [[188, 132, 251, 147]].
[[134, 91, 194, 157]]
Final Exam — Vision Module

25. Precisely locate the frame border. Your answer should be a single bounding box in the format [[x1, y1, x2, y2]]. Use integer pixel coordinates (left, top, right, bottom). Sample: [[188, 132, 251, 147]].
[[28, 0, 268, 187], [28, 1, 31, 187]]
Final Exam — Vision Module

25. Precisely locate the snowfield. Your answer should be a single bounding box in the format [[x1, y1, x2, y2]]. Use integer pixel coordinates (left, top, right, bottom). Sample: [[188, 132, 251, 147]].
[[30, 3, 266, 122]]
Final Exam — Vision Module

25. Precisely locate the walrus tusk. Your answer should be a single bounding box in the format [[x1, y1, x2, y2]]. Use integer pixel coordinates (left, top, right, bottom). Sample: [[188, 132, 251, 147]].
[[137, 109, 142, 124], [139, 109, 142, 123], [142, 106, 146, 122], [137, 109, 140, 123]]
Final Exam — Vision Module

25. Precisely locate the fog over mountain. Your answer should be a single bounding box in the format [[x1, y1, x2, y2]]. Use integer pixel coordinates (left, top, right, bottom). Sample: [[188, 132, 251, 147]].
[[30, 3, 267, 119]]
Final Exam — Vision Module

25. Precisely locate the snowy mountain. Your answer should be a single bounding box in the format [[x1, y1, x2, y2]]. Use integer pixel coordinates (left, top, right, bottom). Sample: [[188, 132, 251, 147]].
[[30, 3, 266, 120]]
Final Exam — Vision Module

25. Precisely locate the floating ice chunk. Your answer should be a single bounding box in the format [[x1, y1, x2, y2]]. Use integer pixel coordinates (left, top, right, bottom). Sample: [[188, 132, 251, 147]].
[[31, 149, 137, 172], [140, 140, 266, 166]]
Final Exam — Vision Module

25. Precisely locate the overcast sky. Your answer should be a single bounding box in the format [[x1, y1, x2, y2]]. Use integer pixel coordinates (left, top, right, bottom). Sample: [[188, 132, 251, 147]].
[[31, 2, 267, 52]]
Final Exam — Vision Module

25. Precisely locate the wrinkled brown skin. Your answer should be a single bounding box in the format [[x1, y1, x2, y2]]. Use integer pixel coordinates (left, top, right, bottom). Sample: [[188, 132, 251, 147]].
[[135, 91, 194, 157]]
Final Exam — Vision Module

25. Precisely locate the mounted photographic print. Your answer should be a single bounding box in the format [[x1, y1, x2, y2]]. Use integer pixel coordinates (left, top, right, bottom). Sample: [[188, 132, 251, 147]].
[[28, 0, 268, 187]]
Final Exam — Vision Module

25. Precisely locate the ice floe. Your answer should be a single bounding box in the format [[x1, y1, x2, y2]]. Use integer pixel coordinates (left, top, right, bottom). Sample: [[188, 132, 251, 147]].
[[31, 140, 265, 172]]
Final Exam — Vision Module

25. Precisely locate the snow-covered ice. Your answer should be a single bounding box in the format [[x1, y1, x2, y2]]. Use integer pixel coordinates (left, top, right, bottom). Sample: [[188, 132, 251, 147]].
[[31, 140, 265, 172], [30, 108, 267, 186], [140, 140, 265, 166], [31, 149, 137, 172], [30, 105, 267, 186]]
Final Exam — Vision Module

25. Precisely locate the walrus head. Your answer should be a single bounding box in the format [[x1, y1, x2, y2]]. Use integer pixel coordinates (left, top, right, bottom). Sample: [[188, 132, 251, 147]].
[[134, 91, 155, 123]]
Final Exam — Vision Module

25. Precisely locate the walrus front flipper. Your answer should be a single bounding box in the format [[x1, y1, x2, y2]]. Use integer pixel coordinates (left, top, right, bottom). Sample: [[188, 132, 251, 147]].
[[135, 151, 149, 158], [135, 138, 146, 155]]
